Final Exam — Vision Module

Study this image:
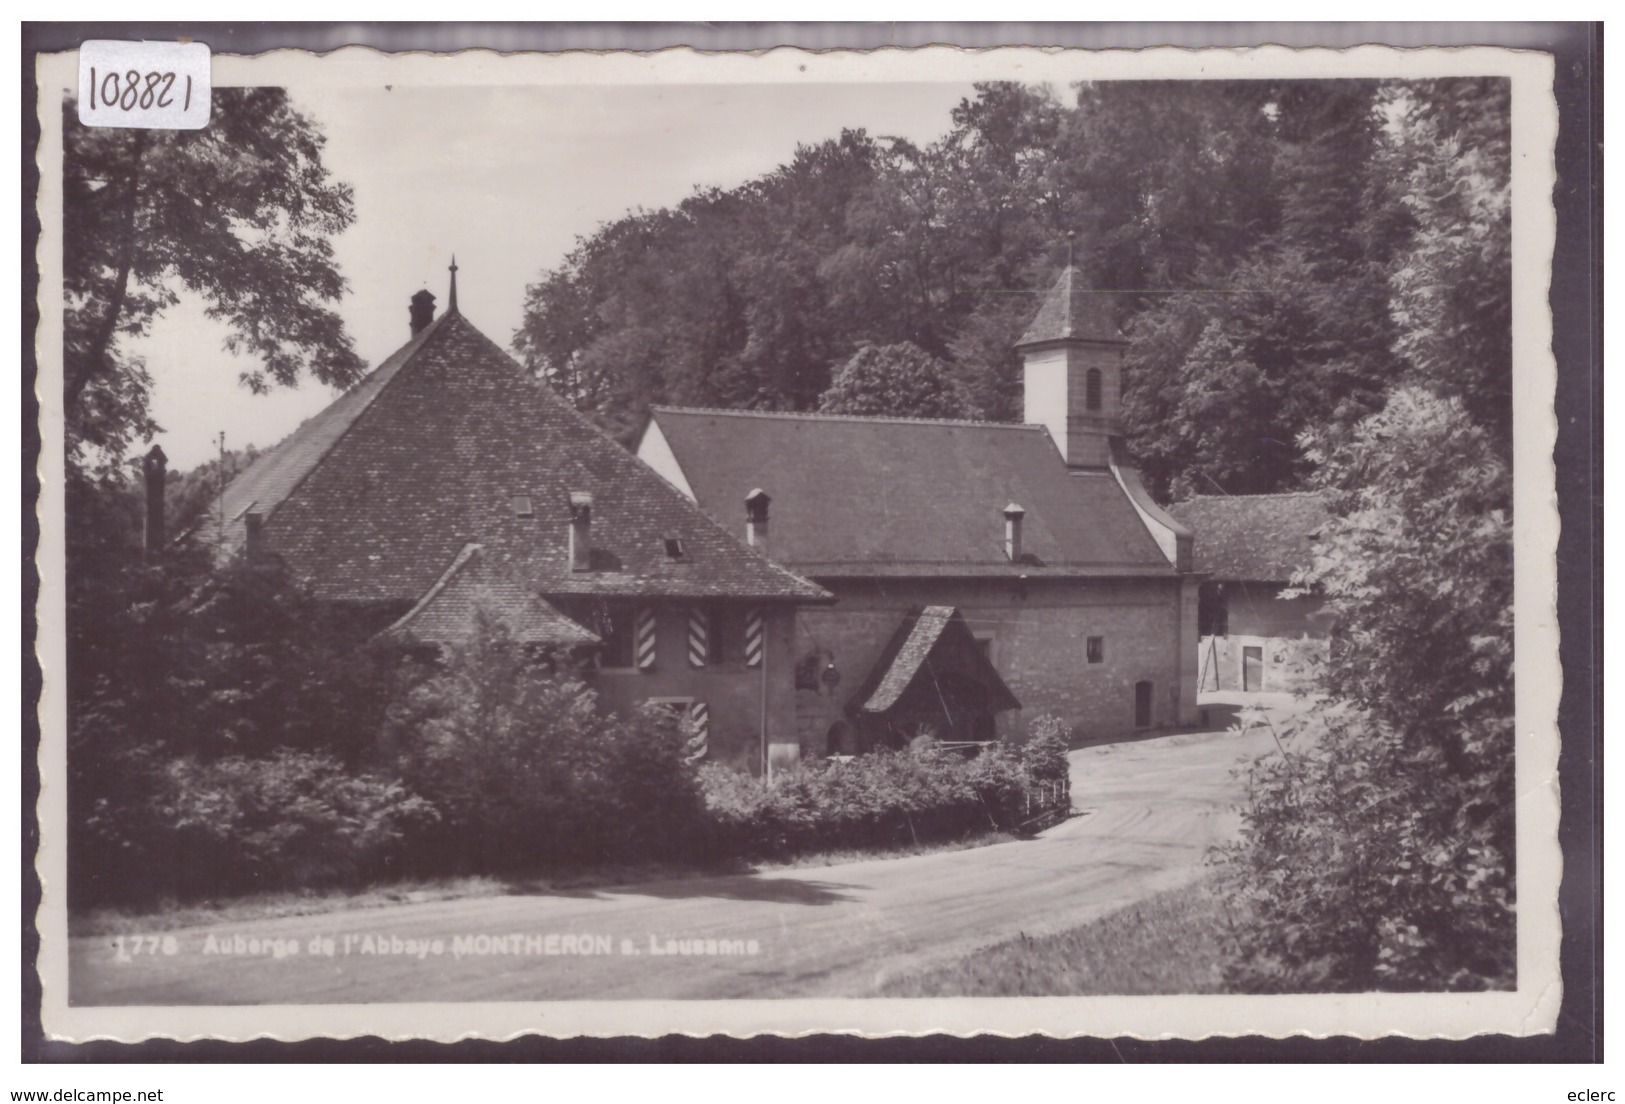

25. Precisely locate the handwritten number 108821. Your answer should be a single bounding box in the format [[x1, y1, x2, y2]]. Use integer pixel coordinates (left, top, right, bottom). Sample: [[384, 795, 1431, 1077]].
[[87, 67, 193, 113]]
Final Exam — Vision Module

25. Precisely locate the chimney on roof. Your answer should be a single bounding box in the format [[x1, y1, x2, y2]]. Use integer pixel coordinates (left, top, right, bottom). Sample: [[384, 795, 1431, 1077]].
[[568, 491, 593, 572], [409, 289, 436, 336], [745, 488, 771, 556], [1003, 502, 1026, 563], [141, 444, 167, 555]]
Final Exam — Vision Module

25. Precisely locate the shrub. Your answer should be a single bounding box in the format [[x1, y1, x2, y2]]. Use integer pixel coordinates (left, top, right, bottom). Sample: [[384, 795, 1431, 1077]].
[[388, 603, 707, 872], [163, 751, 438, 895], [1018, 715, 1072, 782], [1215, 389, 1515, 992], [700, 743, 1052, 861], [1214, 702, 1514, 992], [75, 748, 436, 904]]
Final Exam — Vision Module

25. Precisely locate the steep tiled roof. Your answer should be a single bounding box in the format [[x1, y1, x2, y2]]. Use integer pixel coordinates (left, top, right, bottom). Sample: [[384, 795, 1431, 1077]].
[[854, 606, 1021, 715], [383, 544, 598, 648], [1168, 492, 1330, 582], [225, 310, 829, 606], [1016, 265, 1124, 347], [646, 408, 1171, 577], [210, 315, 447, 554]]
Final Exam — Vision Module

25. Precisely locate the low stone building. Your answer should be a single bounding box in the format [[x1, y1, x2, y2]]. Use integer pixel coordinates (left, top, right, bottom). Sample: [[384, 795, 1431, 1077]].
[[638, 264, 1202, 754], [1168, 491, 1332, 694], [201, 271, 829, 774]]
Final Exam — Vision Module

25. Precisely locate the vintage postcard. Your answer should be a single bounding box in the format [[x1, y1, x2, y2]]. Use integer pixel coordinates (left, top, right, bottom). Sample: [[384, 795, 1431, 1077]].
[[32, 42, 1562, 1042]]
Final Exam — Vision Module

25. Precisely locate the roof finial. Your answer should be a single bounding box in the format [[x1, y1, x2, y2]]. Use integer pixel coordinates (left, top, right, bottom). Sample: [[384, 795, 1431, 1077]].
[[1066, 230, 1076, 269], [448, 255, 459, 314]]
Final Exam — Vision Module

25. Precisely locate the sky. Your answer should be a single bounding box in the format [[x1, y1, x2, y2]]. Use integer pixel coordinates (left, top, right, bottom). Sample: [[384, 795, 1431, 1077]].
[[135, 82, 977, 470]]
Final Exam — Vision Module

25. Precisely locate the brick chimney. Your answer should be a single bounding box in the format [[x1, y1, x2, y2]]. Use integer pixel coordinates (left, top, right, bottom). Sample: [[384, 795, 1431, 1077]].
[[745, 488, 770, 555], [569, 492, 593, 572], [1003, 502, 1025, 562], [141, 444, 167, 554], [409, 289, 436, 336]]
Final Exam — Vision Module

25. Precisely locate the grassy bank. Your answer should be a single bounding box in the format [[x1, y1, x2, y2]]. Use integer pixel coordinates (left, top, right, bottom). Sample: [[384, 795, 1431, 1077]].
[[878, 877, 1235, 997], [70, 829, 1018, 938]]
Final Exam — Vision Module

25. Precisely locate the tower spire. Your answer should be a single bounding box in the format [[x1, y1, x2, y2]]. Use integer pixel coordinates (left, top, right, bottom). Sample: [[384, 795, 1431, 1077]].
[[448, 255, 459, 314]]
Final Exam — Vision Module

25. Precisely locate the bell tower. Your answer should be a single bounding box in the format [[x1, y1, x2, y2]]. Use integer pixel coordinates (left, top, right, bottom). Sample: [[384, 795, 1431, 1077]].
[[1016, 244, 1126, 470]]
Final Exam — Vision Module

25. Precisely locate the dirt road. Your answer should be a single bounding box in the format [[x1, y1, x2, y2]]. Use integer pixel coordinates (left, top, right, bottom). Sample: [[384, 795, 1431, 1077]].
[[70, 709, 1286, 1005]]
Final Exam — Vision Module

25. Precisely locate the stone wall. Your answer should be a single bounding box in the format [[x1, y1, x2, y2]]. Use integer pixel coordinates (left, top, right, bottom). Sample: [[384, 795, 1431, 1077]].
[[1196, 632, 1327, 694], [790, 574, 1194, 749], [1225, 586, 1328, 640], [593, 602, 797, 776]]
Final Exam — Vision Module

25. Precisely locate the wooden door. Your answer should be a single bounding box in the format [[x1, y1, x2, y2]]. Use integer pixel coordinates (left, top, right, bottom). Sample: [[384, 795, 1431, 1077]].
[[1243, 645, 1264, 692], [1134, 680, 1153, 728]]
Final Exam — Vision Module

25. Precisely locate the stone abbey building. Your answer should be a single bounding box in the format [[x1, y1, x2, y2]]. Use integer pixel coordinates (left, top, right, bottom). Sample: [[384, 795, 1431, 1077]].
[[200, 273, 828, 775], [639, 264, 1201, 755], [194, 262, 1202, 772]]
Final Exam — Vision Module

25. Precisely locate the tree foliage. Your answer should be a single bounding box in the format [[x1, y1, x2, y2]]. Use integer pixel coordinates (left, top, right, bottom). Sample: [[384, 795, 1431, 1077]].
[[63, 88, 364, 474], [516, 79, 1510, 490], [387, 603, 709, 871], [1384, 78, 1514, 443], [1216, 388, 1514, 991], [818, 342, 971, 419]]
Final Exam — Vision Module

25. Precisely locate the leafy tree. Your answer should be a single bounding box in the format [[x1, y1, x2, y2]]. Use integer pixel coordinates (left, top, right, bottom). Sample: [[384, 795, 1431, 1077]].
[[1384, 78, 1513, 451], [63, 89, 364, 473], [389, 601, 707, 871], [515, 77, 1511, 495], [1059, 80, 1281, 297], [1217, 387, 1514, 991], [945, 288, 1035, 422], [818, 342, 971, 419], [1118, 82, 1404, 496]]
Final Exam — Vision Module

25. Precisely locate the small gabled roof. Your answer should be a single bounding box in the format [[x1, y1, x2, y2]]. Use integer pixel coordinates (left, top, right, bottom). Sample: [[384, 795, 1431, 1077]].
[[646, 407, 1171, 577], [383, 544, 598, 648], [1017, 265, 1124, 347], [853, 606, 1021, 716], [217, 306, 828, 606], [1168, 491, 1330, 583]]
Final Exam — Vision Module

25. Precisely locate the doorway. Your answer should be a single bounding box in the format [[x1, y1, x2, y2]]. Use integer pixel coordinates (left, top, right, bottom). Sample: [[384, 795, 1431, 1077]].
[[1134, 680, 1153, 728], [1243, 645, 1264, 692]]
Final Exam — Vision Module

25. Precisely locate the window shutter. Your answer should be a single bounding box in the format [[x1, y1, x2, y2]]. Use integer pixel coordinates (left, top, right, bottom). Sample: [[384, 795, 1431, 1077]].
[[635, 606, 657, 670], [744, 606, 764, 667], [685, 701, 709, 762], [687, 606, 708, 667]]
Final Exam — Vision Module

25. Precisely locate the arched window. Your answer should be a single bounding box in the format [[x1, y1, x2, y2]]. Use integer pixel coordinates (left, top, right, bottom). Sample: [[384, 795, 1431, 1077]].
[[1085, 368, 1103, 411]]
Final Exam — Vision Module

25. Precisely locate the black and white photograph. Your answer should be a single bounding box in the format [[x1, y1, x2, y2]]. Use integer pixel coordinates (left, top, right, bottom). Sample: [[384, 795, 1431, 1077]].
[[30, 41, 1564, 1043]]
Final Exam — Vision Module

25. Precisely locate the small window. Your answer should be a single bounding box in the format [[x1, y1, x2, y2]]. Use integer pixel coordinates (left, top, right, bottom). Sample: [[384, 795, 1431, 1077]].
[[664, 535, 685, 559], [707, 604, 729, 664], [975, 636, 994, 662], [588, 601, 636, 669], [510, 494, 534, 518], [1086, 636, 1105, 664], [646, 696, 695, 721], [1085, 368, 1103, 412]]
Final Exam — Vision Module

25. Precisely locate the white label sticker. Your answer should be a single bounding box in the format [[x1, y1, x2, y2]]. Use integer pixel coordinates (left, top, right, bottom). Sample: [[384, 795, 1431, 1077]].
[[77, 40, 211, 130]]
